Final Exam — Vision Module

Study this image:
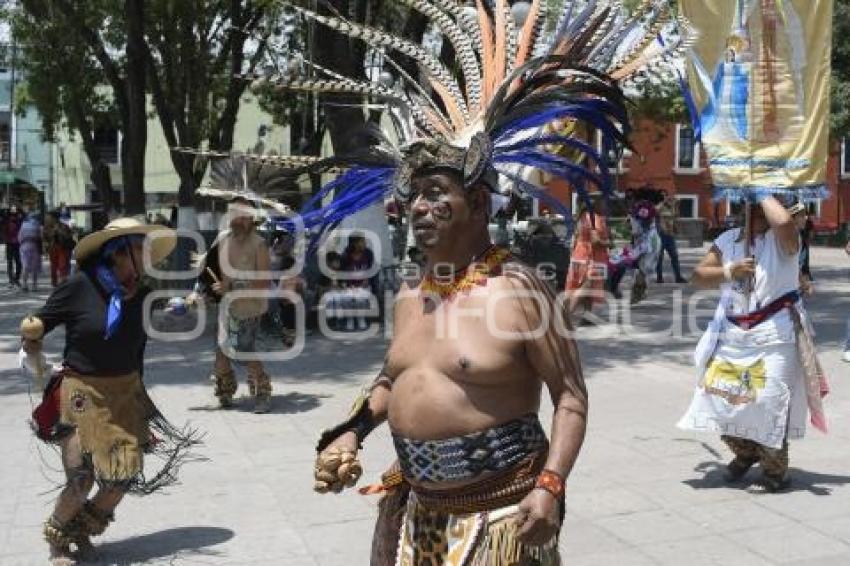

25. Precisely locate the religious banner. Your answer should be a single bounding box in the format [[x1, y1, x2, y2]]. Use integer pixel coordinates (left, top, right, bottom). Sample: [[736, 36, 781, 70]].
[[678, 0, 833, 200]]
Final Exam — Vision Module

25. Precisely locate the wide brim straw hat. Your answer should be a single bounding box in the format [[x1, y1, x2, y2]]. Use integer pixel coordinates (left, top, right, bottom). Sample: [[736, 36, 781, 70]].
[[74, 217, 177, 265]]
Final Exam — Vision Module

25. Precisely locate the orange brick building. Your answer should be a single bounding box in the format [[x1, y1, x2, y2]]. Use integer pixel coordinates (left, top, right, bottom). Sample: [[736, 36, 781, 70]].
[[550, 119, 850, 234]]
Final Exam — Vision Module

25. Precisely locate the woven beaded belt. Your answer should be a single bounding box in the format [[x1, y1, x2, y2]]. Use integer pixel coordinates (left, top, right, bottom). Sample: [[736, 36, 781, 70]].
[[410, 451, 546, 515], [392, 413, 549, 484]]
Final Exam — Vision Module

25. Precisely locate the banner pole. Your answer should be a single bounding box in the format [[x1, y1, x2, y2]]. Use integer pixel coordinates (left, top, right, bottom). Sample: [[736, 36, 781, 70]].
[[744, 201, 753, 300]]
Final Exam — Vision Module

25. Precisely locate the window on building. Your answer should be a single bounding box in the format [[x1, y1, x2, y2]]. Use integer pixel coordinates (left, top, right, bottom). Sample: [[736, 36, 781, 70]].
[[0, 125, 9, 163], [676, 195, 699, 219], [842, 137, 850, 178], [596, 131, 631, 172], [0, 43, 9, 74], [675, 124, 700, 172], [93, 127, 120, 164], [515, 195, 535, 221], [806, 200, 822, 218], [726, 199, 745, 219], [0, 111, 10, 163]]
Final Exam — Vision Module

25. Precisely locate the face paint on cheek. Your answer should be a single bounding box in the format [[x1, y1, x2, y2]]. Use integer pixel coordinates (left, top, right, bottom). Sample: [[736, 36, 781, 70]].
[[431, 201, 453, 221]]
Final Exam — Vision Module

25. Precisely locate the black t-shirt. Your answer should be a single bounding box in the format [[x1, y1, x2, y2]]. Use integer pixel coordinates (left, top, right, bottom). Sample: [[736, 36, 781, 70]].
[[36, 272, 149, 375]]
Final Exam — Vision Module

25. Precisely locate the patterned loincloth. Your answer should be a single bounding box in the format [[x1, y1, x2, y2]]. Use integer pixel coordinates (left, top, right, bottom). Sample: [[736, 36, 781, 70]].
[[367, 451, 561, 565], [395, 496, 560, 566]]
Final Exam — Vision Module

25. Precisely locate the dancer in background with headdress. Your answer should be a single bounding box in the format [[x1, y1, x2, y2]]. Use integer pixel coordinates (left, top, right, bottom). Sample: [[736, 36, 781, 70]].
[[187, 156, 290, 414], [188, 196, 273, 413], [607, 196, 662, 303]]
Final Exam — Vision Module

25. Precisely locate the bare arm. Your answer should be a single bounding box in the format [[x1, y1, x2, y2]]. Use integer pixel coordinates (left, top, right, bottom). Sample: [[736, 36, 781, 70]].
[[529, 305, 587, 480], [760, 196, 799, 255], [505, 267, 586, 544], [691, 245, 755, 289], [315, 285, 409, 456], [508, 268, 587, 480], [691, 246, 725, 289]]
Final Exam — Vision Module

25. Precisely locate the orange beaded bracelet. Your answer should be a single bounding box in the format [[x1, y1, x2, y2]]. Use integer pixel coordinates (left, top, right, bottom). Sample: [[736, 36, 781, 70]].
[[534, 469, 565, 499]]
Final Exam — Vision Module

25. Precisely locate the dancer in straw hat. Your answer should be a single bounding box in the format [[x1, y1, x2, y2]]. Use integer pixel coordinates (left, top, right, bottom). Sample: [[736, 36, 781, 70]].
[[20, 217, 200, 564]]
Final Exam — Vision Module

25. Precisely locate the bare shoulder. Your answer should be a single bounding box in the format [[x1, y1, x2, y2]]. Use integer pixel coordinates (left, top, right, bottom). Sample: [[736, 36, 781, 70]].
[[488, 259, 561, 326], [492, 258, 556, 297], [392, 278, 421, 317]]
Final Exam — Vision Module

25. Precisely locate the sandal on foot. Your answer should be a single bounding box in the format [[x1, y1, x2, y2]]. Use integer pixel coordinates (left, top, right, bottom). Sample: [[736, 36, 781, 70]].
[[44, 518, 77, 565], [253, 396, 271, 414], [723, 458, 756, 483], [748, 475, 791, 494], [72, 536, 98, 562]]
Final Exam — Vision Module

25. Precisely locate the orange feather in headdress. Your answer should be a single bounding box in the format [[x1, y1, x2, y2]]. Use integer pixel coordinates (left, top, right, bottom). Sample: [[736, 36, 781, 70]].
[[493, 0, 509, 89], [476, 0, 496, 105], [514, 0, 542, 69], [429, 78, 468, 132]]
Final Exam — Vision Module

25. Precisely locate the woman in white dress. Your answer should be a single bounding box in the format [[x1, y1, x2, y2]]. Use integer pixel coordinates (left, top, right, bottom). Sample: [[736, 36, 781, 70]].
[[677, 195, 824, 492]]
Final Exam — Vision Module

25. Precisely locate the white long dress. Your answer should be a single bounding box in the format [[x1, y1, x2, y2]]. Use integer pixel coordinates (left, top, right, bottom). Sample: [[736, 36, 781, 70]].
[[677, 228, 805, 449]]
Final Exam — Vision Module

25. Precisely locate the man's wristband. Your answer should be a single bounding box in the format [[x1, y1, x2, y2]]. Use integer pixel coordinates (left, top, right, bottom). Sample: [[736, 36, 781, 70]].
[[534, 469, 565, 500], [722, 262, 734, 282], [316, 391, 377, 452]]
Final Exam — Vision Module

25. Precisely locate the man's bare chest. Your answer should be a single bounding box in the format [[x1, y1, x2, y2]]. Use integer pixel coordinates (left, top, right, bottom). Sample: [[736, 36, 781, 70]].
[[221, 239, 257, 273], [386, 297, 525, 385]]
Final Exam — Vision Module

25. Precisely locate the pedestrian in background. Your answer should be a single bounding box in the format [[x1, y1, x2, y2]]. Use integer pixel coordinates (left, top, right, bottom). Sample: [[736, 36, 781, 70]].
[[4, 204, 23, 287], [566, 198, 610, 322], [44, 212, 74, 287], [656, 192, 688, 284], [340, 233, 375, 331], [18, 212, 43, 292]]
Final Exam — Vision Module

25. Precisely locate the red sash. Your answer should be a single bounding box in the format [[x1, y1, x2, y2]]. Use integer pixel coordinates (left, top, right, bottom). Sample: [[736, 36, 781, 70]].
[[727, 291, 800, 331]]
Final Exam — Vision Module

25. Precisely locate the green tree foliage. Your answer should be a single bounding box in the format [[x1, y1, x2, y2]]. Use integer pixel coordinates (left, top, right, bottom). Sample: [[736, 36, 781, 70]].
[[253, 1, 426, 197], [6, 0, 278, 215], [8, 0, 149, 215], [144, 0, 280, 208], [831, 0, 850, 137]]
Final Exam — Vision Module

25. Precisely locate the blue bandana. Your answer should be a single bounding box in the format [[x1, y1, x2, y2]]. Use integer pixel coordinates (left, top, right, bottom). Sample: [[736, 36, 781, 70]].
[[96, 235, 144, 339]]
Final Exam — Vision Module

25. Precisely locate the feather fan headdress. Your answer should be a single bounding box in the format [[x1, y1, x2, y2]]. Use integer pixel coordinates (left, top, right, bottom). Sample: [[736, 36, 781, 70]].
[[198, 153, 293, 217], [180, 0, 691, 231]]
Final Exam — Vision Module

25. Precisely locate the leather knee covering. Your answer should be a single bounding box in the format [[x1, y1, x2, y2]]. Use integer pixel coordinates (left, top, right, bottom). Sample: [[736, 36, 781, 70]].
[[75, 501, 114, 537], [214, 369, 237, 398], [249, 369, 271, 399]]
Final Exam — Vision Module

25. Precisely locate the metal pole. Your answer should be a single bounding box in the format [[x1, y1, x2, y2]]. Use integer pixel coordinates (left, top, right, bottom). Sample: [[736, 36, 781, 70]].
[[743, 201, 753, 300]]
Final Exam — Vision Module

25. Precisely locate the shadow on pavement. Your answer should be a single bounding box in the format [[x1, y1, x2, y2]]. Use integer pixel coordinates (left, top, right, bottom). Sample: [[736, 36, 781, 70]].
[[783, 468, 850, 496], [95, 526, 233, 564], [187, 391, 329, 415], [684, 461, 738, 490], [684, 460, 850, 496]]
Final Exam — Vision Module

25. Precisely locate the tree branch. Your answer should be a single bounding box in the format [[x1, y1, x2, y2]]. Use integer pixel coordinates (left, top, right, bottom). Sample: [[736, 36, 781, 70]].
[[52, 0, 128, 113]]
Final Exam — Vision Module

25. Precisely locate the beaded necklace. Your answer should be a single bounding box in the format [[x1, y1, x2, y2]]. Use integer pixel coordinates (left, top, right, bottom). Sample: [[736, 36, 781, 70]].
[[420, 246, 511, 301]]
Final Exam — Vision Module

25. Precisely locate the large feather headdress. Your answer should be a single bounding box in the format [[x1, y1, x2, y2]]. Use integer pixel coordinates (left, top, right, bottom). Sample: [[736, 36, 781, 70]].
[[181, 0, 691, 231], [198, 153, 293, 217]]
